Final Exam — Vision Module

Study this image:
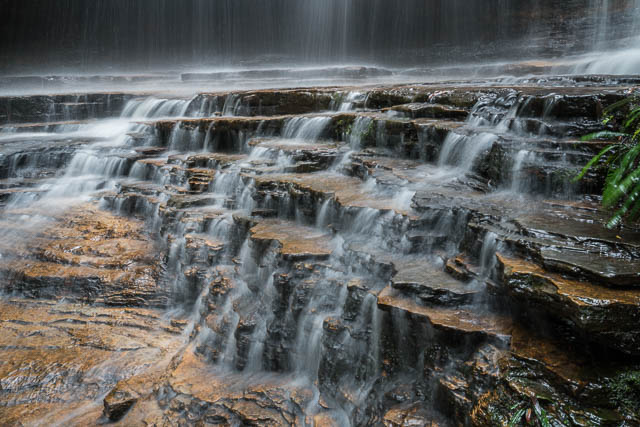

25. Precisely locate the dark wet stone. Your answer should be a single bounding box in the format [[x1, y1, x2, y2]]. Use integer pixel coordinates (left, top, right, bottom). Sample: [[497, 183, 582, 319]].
[[496, 254, 640, 355], [384, 103, 469, 120], [391, 260, 478, 305], [104, 386, 139, 421], [0, 93, 134, 124]]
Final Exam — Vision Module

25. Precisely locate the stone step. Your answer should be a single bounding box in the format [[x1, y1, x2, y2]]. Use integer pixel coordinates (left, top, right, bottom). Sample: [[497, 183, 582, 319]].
[[166, 193, 224, 210], [496, 116, 603, 137], [363, 85, 626, 122], [248, 137, 339, 152], [249, 218, 334, 260], [383, 103, 469, 120], [0, 93, 135, 125], [0, 176, 51, 189], [0, 85, 627, 129], [247, 137, 342, 173], [0, 297, 184, 425], [141, 108, 606, 195], [189, 87, 337, 116], [0, 203, 168, 306], [467, 205, 640, 288], [335, 112, 463, 162], [147, 112, 463, 162], [252, 171, 414, 218], [494, 254, 640, 355], [0, 119, 92, 134], [466, 325, 632, 426], [148, 115, 291, 152], [0, 137, 93, 179], [391, 259, 479, 306], [175, 152, 248, 169], [377, 286, 513, 345], [184, 233, 227, 266], [0, 187, 47, 202], [139, 349, 324, 425], [383, 402, 446, 427]]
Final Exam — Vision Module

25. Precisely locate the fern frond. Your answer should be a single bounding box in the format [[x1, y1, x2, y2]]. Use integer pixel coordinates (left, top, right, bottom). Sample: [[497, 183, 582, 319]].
[[581, 131, 627, 141], [603, 97, 637, 115], [607, 181, 640, 228], [602, 145, 640, 208], [624, 108, 640, 131], [628, 196, 640, 220], [508, 408, 526, 427], [572, 144, 616, 182], [578, 96, 640, 227]]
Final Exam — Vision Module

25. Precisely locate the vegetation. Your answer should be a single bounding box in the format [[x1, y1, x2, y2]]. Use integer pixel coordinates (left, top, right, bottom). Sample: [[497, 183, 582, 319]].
[[508, 395, 552, 427], [609, 370, 640, 414], [575, 95, 640, 228]]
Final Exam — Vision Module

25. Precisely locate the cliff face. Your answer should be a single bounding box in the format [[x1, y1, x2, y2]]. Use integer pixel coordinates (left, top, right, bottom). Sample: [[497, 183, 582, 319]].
[[0, 0, 638, 71]]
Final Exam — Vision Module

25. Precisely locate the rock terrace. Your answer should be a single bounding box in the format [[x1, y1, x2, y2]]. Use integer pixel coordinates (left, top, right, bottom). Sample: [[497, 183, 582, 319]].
[[0, 78, 639, 426]]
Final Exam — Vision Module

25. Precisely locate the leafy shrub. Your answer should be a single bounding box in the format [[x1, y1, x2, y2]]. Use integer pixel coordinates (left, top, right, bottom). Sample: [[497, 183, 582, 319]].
[[575, 95, 640, 228]]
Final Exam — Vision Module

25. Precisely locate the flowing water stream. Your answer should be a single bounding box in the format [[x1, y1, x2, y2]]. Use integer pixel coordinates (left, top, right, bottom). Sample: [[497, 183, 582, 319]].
[[1, 1, 640, 425], [3, 76, 639, 425]]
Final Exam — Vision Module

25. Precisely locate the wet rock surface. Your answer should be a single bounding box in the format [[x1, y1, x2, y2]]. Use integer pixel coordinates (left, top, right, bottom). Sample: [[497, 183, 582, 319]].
[[0, 298, 185, 425], [0, 203, 168, 306], [0, 77, 639, 425]]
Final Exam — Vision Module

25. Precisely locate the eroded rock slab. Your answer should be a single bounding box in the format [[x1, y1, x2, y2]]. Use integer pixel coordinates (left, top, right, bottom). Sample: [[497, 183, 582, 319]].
[[495, 254, 640, 355], [250, 219, 334, 260], [0, 298, 185, 425], [0, 202, 168, 306]]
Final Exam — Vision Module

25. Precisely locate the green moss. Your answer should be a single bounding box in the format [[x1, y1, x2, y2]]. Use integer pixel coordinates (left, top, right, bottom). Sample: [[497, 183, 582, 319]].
[[331, 92, 345, 106], [335, 119, 353, 137], [609, 370, 640, 413], [361, 120, 376, 141]]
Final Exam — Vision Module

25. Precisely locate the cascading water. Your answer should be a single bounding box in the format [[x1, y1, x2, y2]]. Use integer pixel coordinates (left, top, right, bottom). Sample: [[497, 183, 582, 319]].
[[1, 0, 639, 73], [2, 3, 640, 425]]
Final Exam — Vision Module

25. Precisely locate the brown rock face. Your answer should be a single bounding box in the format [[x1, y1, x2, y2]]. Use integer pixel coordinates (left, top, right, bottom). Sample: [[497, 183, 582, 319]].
[[104, 386, 139, 421], [0, 298, 185, 425], [0, 203, 168, 306]]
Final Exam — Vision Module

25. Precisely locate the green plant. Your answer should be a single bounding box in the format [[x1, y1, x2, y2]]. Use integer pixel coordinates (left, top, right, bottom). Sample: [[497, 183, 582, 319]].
[[361, 120, 376, 141], [575, 95, 640, 228], [508, 395, 552, 427], [609, 370, 640, 414], [335, 119, 353, 138]]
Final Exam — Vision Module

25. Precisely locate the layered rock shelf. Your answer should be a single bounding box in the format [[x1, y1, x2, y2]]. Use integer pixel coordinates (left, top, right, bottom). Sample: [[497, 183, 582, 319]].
[[0, 78, 639, 426]]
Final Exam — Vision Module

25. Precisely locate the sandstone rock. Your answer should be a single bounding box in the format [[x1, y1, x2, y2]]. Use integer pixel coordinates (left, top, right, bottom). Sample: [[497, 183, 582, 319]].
[[104, 385, 139, 421], [495, 254, 640, 354]]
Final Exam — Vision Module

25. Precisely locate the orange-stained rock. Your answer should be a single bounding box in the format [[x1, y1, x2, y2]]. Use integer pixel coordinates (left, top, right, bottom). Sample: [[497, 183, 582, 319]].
[[496, 253, 640, 354], [0, 297, 186, 425], [252, 172, 415, 216], [383, 402, 444, 427], [0, 202, 167, 306], [250, 219, 334, 260], [377, 286, 513, 344]]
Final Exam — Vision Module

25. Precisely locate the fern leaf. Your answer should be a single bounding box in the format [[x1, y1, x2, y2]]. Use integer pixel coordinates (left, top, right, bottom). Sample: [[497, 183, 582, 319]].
[[602, 145, 640, 208], [603, 97, 636, 115], [606, 179, 640, 228], [572, 144, 616, 182], [581, 131, 627, 142], [508, 408, 526, 427], [625, 108, 640, 131], [628, 195, 640, 220]]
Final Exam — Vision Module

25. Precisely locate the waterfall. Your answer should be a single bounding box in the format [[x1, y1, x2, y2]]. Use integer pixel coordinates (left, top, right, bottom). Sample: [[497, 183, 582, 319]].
[[2, 0, 639, 71], [569, 0, 640, 73], [2, 3, 640, 424]]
